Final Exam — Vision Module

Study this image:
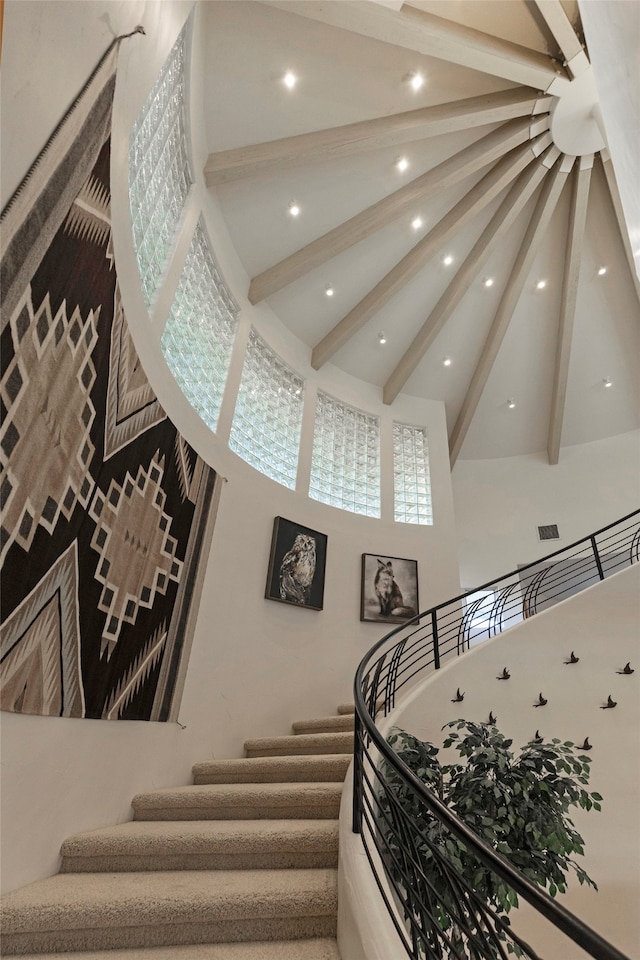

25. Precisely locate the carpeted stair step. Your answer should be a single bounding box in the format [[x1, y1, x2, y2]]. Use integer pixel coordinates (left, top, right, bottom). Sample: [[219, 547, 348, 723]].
[[193, 753, 350, 785], [12, 938, 342, 959], [244, 731, 353, 758], [1, 868, 338, 955], [132, 782, 343, 821], [291, 715, 354, 735], [60, 819, 339, 873], [336, 703, 355, 715]]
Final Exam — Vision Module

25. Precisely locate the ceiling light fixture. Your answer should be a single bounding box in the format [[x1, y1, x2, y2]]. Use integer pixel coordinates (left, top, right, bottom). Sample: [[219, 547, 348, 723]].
[[409, 71, 425, 91], [378, 333, 387, 345], [283, 70, 296, 89], [396, 157, 409, 172], [443, 254, 454, 266], [411, 216, 423, 230], [603, 378, 613, 388], [598, 266, 607, 276], [325, 285, 334, 297], [443, 357, 452, 367], [288, 202, 300, 217], [484, 277, 494, 287], [536, 279, 547, 290], [507, 399, 516, 409]]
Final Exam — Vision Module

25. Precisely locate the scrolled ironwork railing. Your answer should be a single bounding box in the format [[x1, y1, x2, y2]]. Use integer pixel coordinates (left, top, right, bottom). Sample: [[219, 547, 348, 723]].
[[353, 510, 639, 960]]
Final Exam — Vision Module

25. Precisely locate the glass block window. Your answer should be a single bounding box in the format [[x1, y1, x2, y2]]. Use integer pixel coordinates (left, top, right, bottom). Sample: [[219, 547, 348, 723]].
[[229, 330, 304, 489], [310, 392, 380, 517], [161, 220, 238, 431], [393, 421, 432, 524], [129, 15, 193, 306]]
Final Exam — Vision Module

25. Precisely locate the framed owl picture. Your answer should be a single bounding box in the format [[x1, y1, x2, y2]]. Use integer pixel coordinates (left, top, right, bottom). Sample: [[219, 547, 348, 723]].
[[265, 517, 328, 610]]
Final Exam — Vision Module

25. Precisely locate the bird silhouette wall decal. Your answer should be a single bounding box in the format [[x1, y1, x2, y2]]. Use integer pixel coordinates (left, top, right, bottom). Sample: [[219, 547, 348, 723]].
[[616, 662, 634, 675], [487, 711, 497, 725], [578, 737, 592, 751], [451, 688, 464, 702], [564, 651, 579, 664], [533, 730, 543, 744], [497, 667, 510, 680], [533, 692, 547, 707], [600, 695, 617, 709]]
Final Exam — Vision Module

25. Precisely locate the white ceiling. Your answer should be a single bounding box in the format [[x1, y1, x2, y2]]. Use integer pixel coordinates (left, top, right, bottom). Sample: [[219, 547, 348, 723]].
[[201, 0, 639, 462]]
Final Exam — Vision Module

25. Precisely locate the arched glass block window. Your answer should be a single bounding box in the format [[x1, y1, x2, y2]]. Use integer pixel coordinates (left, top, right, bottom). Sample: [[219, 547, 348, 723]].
[[393, 421, 432, 524], [161, 219, 238, 431], [129, 14, 193, 306], [310, 392, 380, 517], [229, 330, 304, 489]]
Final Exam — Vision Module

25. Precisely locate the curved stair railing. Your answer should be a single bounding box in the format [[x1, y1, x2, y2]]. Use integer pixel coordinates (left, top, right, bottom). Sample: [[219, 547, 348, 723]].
[[353, 510, 639, 960]]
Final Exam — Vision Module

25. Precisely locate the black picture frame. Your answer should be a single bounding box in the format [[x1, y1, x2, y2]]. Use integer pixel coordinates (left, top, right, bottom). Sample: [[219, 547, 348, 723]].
[[361, 553, 419, 623], [265, 517, 328, 611]]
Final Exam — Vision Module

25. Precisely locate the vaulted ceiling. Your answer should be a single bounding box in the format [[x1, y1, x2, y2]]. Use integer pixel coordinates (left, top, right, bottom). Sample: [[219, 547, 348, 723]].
[[201, 0, 639, 463]]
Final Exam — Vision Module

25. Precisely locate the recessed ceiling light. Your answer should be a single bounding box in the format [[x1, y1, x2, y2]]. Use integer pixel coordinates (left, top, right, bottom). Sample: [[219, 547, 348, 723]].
[[378, 333, 387, 345], [484, 277, 494, 287], [597, 266, 607, 276], [443, 357, 452, 367], [283, 70, 297, 89], [409, 71, 424, 91], [536, 279, 547, 290], [507, 399, 516, 409], [603, 378, 612, 388], [288, 202, 300, 217], [325, 285, 334, 297], [411, 216, 423, 230], [396, 156, 409, 173], [443, 254, 454, 266]]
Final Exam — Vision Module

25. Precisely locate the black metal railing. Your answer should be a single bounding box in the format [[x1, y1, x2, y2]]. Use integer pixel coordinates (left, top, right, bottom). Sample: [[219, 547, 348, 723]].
[[353, 510, 639, 960]]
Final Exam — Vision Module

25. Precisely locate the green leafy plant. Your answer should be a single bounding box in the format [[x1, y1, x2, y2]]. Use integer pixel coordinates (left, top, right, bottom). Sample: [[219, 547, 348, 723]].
[[380, 720, 602, 957]]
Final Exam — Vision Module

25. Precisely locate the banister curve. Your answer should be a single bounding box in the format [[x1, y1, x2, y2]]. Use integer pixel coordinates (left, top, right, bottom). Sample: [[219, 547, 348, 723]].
[[353, 510, 639, 960]]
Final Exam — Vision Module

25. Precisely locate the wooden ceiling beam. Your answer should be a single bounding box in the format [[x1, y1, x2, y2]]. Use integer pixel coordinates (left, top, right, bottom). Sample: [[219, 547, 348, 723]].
[[205, 88, 553, 186], [249, 117, 544, 304], [600, 152, 640, 308], [449, 155, 573, 466], [311, 139, 542, 371], [532, 0, 589, 78], [268, 1, 563, 91], [383, 148, 556, 404], [547, 156, 593, 465]]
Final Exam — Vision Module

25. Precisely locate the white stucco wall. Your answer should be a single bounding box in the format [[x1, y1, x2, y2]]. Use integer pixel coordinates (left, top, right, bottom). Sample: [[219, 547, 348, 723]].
[[0, 0, 461, 894], [452, 430, 640, 588]]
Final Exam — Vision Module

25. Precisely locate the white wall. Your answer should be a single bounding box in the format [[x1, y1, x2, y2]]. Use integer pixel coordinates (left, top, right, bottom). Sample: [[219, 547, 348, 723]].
[[390, 565, 640, 959], [452, 430, 640, 588], [0, 0, 461, 894]]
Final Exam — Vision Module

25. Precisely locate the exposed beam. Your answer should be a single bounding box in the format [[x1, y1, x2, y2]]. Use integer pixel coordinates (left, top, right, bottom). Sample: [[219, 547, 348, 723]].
[[249, 117, 545, 304], [532, 0, 589, 78], [383, 148, 557, 404], [205, 88, 553, 185], [449, 155, 573, 466], [547, 156, 593, 465], [600, 152, 640, 307], [268, 1, 563, 91], [311, 139, 542, 370]]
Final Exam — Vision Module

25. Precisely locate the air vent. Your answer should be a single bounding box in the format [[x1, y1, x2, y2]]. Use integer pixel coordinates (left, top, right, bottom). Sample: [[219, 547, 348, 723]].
[[537, 524, 560, 542]]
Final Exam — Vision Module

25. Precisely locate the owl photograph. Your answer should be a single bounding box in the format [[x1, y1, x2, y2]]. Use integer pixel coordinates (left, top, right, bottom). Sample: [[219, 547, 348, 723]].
[[265, 518, 327, 610]]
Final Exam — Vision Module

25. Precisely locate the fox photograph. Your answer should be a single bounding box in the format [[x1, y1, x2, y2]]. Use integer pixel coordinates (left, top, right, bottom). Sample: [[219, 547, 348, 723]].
[[265, 517, 327, 611], [361, 554, 419, 624]]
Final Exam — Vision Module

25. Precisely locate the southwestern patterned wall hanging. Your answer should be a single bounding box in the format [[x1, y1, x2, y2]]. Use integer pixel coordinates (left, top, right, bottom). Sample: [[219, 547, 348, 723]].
[[0, 32, 219, 722]]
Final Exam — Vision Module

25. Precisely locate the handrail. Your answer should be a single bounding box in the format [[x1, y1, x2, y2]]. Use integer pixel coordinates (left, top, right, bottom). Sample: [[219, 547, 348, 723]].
[[353, 510, 639, 960]]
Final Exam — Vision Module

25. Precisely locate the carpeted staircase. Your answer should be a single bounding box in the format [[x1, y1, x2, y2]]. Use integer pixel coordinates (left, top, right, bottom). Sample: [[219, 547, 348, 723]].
[[1, 706, 356, 958]]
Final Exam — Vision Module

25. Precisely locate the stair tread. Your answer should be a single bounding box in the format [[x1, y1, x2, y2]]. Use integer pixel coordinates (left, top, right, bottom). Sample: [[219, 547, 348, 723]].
[[133, 782, 343, 805], [2, 869, 338, 932], [13, 938, 341, 959], [244, 732, 353, 756], [62, 819, 339, 856], [336, 703, 355, 715], [193, 754, 350, 783], [292, 716, 354, 733]]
